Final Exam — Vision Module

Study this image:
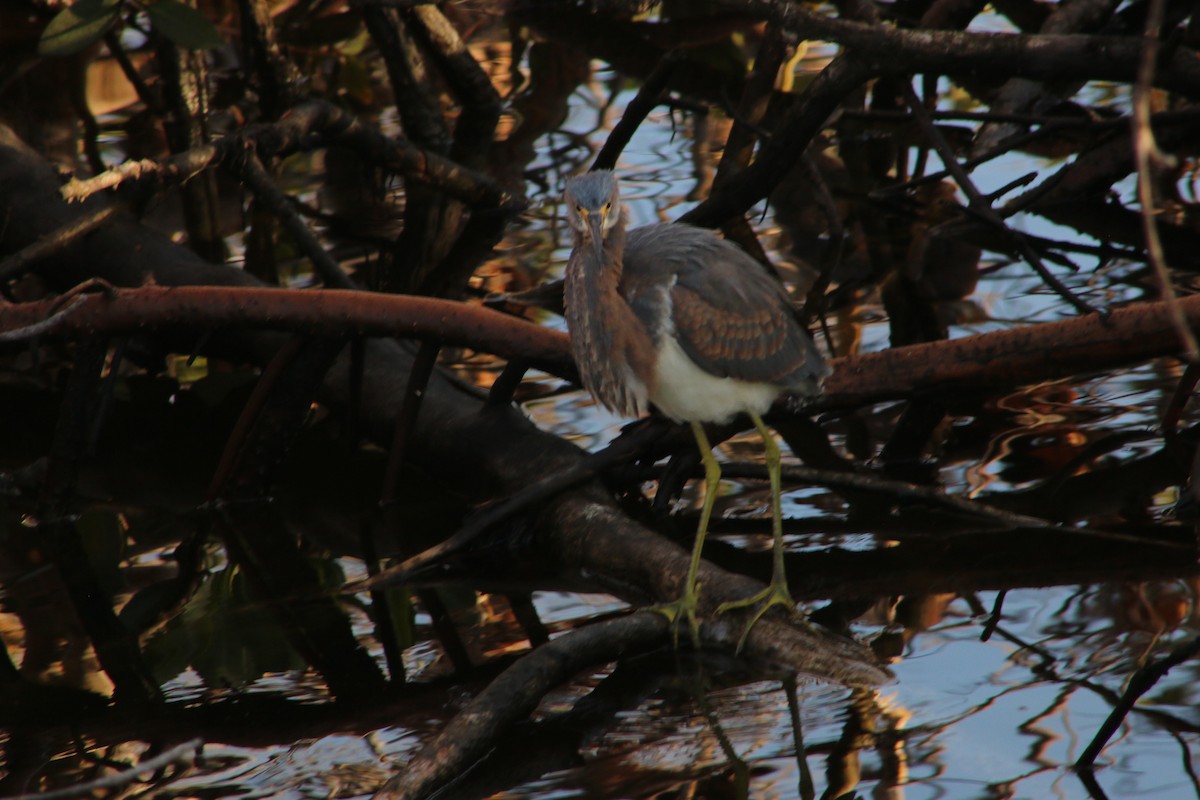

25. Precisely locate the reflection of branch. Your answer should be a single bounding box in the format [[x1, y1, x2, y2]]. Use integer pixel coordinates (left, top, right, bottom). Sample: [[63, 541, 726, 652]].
[[899, 82, 1095, 315], [721, 462, 1054, 530], [970, 0, 1122, 157], [682, 54, 877, 227], [1131, 0, 1196, 361], [1076, 634, 1200, 769], [373, 608, 884, 800], [373, 613, 669, 800], [408, 3, 500, 166]]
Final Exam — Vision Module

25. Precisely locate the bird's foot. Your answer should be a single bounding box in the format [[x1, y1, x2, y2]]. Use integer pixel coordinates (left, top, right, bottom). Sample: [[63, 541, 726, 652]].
[[717, 580, 809, 653], [650, 584, 703, 649]]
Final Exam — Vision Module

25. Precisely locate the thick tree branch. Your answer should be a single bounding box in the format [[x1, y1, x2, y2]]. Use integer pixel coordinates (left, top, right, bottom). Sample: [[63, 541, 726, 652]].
[[4, 286, 1200, 412], [0, 286, 570, 375]]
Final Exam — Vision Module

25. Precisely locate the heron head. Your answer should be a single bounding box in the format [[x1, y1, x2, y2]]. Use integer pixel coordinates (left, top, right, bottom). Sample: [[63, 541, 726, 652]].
[[564, 170, 621, 254]]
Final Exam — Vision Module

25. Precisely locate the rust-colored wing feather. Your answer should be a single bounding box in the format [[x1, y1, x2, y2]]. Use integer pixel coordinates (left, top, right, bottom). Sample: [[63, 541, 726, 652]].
[[624, 224, 827, 393]]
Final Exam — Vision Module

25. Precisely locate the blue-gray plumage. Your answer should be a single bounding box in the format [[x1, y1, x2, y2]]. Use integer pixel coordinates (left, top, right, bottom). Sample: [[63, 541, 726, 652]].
[[563, 170, 828, 645]]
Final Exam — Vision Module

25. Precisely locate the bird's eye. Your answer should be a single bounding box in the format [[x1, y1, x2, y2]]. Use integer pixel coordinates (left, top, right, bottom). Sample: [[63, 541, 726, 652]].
[[576, 204, 585, 215], [602, 202, 611, 214]]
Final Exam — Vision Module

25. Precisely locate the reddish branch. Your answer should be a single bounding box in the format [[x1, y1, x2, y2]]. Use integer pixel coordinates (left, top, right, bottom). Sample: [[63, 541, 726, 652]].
[[0, 286, 570, 375], [818, 298, 1200, 408], [3, 286, 1200, 410]]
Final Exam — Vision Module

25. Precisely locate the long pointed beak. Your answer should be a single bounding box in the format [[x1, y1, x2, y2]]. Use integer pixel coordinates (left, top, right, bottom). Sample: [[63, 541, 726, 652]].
[[586, 209, 606, 255]]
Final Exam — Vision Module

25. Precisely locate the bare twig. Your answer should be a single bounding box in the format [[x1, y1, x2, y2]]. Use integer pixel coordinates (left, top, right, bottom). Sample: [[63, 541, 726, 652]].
[[0, 206, 117, 283], [1160, 362, 1200, 436], [103, 30, 161, 112], [592, 50, 684, 172], [204, 336, 308, 501], [382, 341, 442, 511], [7, 739, 203, 800], [231, 147, 357, 290], [0, 295, 88, 342], [61, 150, 217, 204], [1131, 0, 1196, 361], [59, 101, 519, 211], [725, 462, 1182, 548]]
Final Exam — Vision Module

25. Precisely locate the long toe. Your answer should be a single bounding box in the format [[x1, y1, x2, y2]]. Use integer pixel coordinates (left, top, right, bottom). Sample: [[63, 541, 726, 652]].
[[651, 590, 703, 649], [716, 582, 811, 652]]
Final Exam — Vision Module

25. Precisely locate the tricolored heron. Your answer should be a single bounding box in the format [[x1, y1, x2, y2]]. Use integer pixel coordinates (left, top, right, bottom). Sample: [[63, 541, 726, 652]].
[[563, 170, 829, 644]]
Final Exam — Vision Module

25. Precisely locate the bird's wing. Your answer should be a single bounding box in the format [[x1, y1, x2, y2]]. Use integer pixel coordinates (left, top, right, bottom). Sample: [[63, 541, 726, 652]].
[[657, 232, 827, 390]]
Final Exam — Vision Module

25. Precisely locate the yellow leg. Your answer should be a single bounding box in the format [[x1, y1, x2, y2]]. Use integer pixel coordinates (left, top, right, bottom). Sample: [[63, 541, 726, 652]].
[[717, 411, 809, 650], [653, 421, 720, 648]]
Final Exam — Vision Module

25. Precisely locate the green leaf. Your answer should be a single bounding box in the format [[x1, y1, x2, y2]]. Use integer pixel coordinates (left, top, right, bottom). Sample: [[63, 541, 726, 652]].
[[38, 0, 122, 57], [144, 0, 223, 50], [144, 567, 306, 688]]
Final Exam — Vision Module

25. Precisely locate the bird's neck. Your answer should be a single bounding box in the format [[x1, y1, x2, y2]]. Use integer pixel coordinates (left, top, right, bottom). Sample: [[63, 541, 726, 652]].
[[564, 209, 651, 416], [602, 211, 628, 270], [574, 210, 627, 283], [569, 220, 626, 314]]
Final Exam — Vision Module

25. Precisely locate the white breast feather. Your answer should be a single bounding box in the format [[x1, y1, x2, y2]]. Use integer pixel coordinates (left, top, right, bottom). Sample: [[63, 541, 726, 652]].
[[649, 326, 782, 423]]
